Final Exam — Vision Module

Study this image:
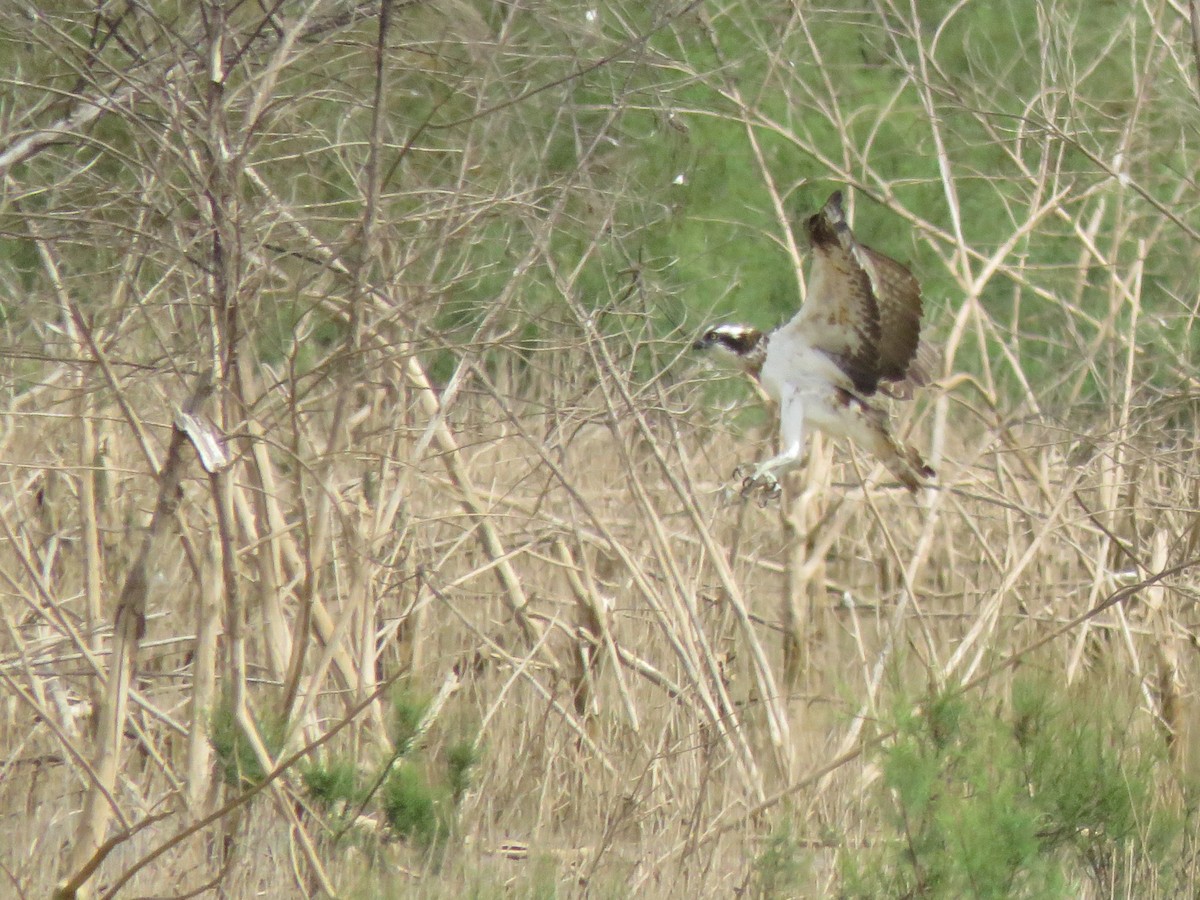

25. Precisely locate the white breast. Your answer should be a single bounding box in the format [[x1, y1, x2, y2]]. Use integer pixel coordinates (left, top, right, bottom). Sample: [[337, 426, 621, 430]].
[[759, 327, 850, 403]]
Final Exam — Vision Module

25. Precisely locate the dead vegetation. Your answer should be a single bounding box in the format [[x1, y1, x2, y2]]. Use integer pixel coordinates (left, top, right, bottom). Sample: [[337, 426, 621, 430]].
[[1, 1, 1199, 897]]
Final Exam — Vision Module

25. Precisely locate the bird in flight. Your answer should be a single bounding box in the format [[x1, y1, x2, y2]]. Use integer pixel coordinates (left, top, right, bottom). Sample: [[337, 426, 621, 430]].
[[694, 189, 935, 501]]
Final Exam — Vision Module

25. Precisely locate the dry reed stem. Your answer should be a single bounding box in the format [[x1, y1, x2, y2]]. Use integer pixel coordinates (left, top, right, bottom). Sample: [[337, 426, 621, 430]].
[[57, 375, 213, 898], [3, 2, 1199, 895]]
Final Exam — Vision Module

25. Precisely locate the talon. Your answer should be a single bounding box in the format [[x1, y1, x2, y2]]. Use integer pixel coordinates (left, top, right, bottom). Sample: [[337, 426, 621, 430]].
[[753, 476, 781, 506]]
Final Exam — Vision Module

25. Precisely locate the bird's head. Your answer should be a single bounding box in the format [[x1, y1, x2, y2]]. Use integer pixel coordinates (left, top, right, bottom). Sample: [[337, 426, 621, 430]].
[[692, 324, 767, 374]]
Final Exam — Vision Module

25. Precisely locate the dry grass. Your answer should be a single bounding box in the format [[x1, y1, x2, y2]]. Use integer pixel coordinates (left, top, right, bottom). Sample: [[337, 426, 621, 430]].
[[1, 1, 1199, 897], [4, 333, 1199, 896]]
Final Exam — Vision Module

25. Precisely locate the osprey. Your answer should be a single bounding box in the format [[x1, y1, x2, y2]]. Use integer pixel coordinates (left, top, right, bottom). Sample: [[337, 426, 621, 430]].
[[694, 189, 935, 499]]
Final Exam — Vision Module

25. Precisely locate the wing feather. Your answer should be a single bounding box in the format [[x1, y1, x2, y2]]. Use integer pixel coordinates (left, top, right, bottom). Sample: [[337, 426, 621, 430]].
[[784, 190, 925, 395], [784, 191, 881, 394], [856, 245, 923, 385]]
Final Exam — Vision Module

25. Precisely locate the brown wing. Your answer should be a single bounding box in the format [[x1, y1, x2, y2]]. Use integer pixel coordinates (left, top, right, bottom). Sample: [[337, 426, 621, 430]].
[[788, 190, 925, 395], [857, 244, 924, 387], [880, 337, 938, 399], [787, 191, 881, 395]]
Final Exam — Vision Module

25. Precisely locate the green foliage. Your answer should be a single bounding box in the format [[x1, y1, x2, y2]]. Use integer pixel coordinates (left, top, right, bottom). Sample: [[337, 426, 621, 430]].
[[208, 697, 288, 789], [381, 762, 454, 850], [391, 680, 432, 755], [445, 740, 481, 805], [300, 679, 480, 858], [303, 759, 364, 809], [838, 676, 1184, 898], [378, 683, 480, 848], [749, 822, 812, 899]]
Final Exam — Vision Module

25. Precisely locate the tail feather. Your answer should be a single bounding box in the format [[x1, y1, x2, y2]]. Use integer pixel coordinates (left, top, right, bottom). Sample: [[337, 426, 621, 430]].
[[880, 436, 935, 492], [840, 394, 935, 492], [863, 419, 933, 492]]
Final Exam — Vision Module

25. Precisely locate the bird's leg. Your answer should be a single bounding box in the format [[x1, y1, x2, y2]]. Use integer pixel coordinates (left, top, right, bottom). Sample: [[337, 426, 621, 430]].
[[738, 450, 796, 501], [735, 390, 806, 503]]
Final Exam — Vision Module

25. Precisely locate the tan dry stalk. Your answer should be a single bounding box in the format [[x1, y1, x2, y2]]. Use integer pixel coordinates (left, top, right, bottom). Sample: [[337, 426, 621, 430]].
[[186, 533, 222, 810], [243, 163, 543, 649], [781, 438, 833, 692], [57, 375, 213, 899], [36, 232, 109, 722], [398, 353, 542, 643]]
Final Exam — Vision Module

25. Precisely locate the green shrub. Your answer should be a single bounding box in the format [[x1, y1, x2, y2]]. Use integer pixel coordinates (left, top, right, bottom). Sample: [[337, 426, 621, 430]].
[[303, 758, 364, 808], [750, 822, 811, 899], [381, 762, 453, 849], [208, 697, 288, 789], [445, 740, 480, 805], [836, 676, 1182, 898], [306, 681, 480, 857], [390, 681, 432, 755]]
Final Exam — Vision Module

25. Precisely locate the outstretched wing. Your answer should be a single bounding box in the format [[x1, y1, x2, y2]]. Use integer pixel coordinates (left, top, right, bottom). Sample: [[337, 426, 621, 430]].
[[785, 191, 880, 394], [784, 190, 925, 396], [858, 243, 924, 387]]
